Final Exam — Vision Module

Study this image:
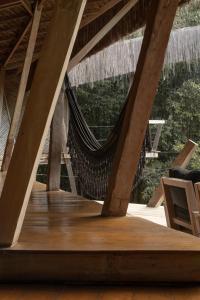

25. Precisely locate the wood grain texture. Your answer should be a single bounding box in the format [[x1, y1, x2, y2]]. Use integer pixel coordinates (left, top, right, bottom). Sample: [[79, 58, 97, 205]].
[[162, 177, 199, 236], [0, 70, 5, 128], [1, 2, 43, 172], [0, 285, 200, 299], [0, 0, 87, 247], [102, 0, 180, 217], [3, 20, 32, 67], [148, 140, 198, 208], [0, 191, 200, 282], [47, 89, 64, 191], [21, 0, 33, 16]]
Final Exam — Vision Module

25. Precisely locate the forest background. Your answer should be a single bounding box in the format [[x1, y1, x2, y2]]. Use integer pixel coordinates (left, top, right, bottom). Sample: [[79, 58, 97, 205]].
[[74, 0, 200, 203]]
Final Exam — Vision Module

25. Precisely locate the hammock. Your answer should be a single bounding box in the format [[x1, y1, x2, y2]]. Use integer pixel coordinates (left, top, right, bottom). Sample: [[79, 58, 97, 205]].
[[65, 76, 151, 200]]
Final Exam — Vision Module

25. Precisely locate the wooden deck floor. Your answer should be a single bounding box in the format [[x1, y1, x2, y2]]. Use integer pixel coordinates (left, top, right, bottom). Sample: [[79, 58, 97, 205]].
[[0, 285, 200, 299], [100, 201, 167, 226], [0, 190, 200, 283]]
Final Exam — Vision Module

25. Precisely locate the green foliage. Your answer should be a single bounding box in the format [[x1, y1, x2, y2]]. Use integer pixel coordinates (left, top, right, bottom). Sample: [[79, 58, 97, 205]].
[[76, 78, 129, 140], [174, 0, 200, 28], [75, 66, 200, 203], [140, 76, 200, 203], [72, 2, 200, 202], [174, 142, 200, 170], [136, 160, 170, 204], [158, 78, 200, 151]]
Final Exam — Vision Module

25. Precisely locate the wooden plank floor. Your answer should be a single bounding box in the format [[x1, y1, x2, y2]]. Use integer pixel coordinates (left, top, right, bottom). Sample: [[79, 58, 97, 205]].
[[1, 190, 200, 283], [0, 285, 200, 299]]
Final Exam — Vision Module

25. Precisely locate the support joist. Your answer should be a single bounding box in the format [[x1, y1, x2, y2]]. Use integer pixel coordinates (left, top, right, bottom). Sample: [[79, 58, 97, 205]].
[[102, 0, 180, 217], [61, 95, 77, 195], [3, 21, 32, 68], [21, 0, 33, 16], [0, 0, 87, 247], [0, 0, 33, 15], [0, 70, 5, 128], [1, 2, 43, 172], [80, 0, 122, 29], [68, 0, 138, 71], [47, 89, 64, 191]]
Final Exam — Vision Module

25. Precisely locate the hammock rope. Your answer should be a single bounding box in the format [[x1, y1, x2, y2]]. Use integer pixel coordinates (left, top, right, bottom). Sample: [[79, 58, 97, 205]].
[[65, 76, 151, 200]]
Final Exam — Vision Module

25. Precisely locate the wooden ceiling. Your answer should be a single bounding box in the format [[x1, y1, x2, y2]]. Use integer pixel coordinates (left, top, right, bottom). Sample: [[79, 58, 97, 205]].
[[0, 0, 189, 71]]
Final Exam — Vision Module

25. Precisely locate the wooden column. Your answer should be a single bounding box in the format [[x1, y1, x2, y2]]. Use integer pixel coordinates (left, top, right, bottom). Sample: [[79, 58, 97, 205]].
[[0, 70, 5, 128], [148, 139, 198, 208], [47, 89, 64, 191], [0, 0, 86, 247], [1, 2, 43, 172], [61, 94, 77, 194], [102, 0, 179, 217], [151, 121, 165, 152]]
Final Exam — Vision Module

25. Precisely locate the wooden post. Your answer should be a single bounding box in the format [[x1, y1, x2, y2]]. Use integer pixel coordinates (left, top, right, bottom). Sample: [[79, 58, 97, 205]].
[[47, 89, 64, 191], [38, 0, 47, 10], [1, 2, 43, 172], [152, 124, 163, 151], [148, 139, 198, 208], [0, 0, 87, 247], [151, 121, 165, 152], [102, 0, 180, 217], [0, 70, 5, 128], [61, 97, 77, 195]]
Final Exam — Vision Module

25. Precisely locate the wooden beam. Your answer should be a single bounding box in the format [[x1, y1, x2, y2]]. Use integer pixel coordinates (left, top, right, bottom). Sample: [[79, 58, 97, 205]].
[[4, 20, 32, 68], [152, 124, 164, 152], [65, 157, 77, 194], [80, 0, 122, 29], [0, 0, 33, 14], [0, 0, 87, 247], [1, 3, 43, 172], [0, 70, 5, 128], [102, 0, 180, 217], [38, 0, 47, 10], [47, 89, 64, 191], [20, 0, 33, 16], [0, 0, 21, 11], [61, 94, 77, 195], [68, 0, 138, 71], [0, 0, 19, 5], [148, 139, 198, 208]]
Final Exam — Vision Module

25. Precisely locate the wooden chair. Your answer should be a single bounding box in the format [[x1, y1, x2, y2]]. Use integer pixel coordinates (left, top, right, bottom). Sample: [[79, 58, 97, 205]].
[[162, 177, 200, 237]]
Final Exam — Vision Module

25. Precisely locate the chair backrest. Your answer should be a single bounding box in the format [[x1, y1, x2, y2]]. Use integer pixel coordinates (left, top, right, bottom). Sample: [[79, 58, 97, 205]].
[[195, 183, 200, 203], [162, 177, 200, 236]]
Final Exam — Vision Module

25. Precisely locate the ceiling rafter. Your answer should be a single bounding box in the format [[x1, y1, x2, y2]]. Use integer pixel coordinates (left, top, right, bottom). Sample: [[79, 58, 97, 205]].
[[80, 0, 122, 28], [0, 0, 33, 15], [3, 20, 32, 67], [20, 0, 33, 16], [0, 0, 22, 11]]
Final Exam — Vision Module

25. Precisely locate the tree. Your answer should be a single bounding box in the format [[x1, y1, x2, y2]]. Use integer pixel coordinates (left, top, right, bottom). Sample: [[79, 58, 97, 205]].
[[174, 0, 200, 28], [76, 77, 129, 140], [47, 0, 200, 197]]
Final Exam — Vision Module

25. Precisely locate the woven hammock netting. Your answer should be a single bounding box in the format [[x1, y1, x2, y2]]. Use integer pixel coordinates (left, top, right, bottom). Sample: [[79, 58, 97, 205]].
[[65, 76, 151, 200]]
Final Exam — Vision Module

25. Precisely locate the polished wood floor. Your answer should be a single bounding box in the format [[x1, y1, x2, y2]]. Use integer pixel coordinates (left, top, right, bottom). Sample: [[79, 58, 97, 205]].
[[0, 285, 200, 299], [1, 190, 200, 283]]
